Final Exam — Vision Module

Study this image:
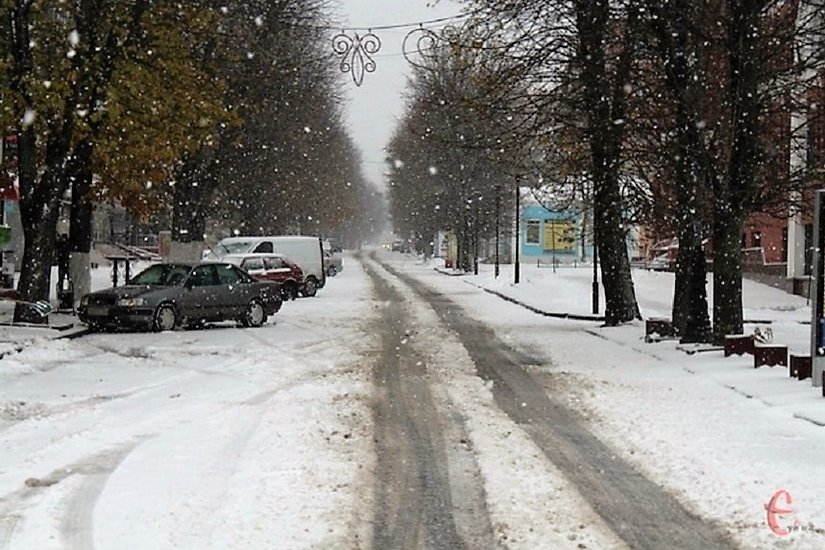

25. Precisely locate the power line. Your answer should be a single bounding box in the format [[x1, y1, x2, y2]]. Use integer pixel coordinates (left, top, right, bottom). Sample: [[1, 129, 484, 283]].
[[339, 10, 477, 33], [332, 9, 484, 87]]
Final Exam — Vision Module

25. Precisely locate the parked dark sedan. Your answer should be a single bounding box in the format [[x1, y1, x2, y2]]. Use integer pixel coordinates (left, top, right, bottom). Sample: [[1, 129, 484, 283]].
[[77, 261, 282, 331]]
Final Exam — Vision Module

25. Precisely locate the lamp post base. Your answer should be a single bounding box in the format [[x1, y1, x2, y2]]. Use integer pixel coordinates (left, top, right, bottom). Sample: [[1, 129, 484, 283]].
[[592, 280, 599, 314]]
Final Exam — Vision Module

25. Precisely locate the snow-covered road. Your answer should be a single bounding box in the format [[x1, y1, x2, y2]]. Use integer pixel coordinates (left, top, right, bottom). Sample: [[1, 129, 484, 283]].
[[1, 250, 824, 549]]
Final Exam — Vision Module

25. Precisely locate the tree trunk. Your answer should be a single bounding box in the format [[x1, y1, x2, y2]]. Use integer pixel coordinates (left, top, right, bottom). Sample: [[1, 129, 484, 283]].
[[68, 142, 95, 308], [459, 208, 473, 272], [712, 209, 745, 341], [675, 231, 712, 343], [669, 122, 711, 343], [172, 180, 208, 244], [13, 221, 59, 323], [671, 231, 692, 335], [710, 1, 763, 342], [577, 0, 641, 325], [171, 158, 212, 261], [595, 172, 641, 324], [12, 128, 69, 324], [647, 0, 712, 342]]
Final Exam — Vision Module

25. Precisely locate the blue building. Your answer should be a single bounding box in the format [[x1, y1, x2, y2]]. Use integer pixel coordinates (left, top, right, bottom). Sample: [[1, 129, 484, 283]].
[[519, 201, 590, 265]]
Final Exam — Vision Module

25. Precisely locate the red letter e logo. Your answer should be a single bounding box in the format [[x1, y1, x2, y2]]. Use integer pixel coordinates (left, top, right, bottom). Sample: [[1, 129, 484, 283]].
[[765, 489, 794, 536]]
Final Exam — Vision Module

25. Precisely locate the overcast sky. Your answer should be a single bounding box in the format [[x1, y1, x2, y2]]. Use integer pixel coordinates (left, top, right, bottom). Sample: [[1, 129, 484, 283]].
[[335, 0, 465, 187]]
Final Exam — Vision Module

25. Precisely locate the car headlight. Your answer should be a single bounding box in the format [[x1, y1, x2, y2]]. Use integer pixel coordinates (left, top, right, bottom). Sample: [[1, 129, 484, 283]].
[[117, 297, 147, 308]]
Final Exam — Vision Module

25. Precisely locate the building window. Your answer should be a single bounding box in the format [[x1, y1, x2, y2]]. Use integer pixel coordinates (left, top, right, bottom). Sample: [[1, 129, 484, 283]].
[[526, 220, 540, 245], [544, 220, 576, 251], [751, 231, 762, 248]]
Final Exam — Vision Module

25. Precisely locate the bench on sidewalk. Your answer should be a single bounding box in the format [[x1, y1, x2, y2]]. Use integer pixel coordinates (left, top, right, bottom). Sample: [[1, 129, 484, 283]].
[[645, 318, 676, 341], [724, 334, 754, 357], [753, 344, 787, 368], [789, 354, 812, 381]]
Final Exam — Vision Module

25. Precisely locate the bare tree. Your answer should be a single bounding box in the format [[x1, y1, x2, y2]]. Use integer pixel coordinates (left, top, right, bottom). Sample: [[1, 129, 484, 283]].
[[641, 0, 714, 342], [386, 28, 514, 270], [639, 1, 825, 341], [456, 0, 643, 323], [0, 0, 181, 322], [173, 0, 353, 252]]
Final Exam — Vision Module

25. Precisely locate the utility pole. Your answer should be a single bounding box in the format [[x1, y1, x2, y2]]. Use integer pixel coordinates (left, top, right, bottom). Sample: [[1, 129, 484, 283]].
[[592, 210, 599, 314], [494, 184, 500, 278], [514, 178, 520, 284]]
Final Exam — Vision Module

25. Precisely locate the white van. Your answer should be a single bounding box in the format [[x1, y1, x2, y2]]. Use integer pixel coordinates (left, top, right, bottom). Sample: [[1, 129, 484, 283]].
[[208, 235, 326, 297]]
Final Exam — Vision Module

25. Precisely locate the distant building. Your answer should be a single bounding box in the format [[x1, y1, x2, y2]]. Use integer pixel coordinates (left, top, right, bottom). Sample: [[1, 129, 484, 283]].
[[518, 193, 591, 266]]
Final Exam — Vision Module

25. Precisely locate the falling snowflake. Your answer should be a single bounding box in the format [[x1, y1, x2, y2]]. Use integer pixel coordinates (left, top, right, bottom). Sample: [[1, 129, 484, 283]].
[[22, 110, 36, 127]]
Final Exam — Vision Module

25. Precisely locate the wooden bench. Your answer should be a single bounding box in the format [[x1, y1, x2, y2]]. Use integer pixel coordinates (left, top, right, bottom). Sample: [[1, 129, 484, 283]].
[[724, 334, 754, 357], [753, 345, 787, 368], [789, 354, 812, 380], [645, 318, 676, 341], [0, 288, 16, 300]]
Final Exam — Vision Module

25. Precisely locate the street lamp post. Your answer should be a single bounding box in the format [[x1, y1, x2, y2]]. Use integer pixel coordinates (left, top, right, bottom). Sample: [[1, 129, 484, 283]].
[[473, 199, 479, 275], [514, 179, 520, 284], [495, 184, 500, 278], [592, 221, 599, 314]]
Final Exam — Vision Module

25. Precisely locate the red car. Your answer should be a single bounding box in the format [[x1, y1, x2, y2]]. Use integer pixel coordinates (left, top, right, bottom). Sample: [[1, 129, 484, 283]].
[[227, 254, 304, 300]]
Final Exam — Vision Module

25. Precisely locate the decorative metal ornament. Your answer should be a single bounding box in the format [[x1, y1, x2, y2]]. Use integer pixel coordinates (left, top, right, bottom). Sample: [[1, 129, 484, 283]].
[[402, 26, 448, 69], [332, 31, 381, 87], [402, 20, 483, 70]]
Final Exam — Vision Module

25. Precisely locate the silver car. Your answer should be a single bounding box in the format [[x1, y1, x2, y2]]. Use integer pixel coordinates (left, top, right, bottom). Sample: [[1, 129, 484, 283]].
[[323, 250, 343, 277], [77, 261, 282, 331]]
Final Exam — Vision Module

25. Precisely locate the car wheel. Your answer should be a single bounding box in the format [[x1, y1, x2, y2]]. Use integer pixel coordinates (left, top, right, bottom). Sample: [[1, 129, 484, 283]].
[[301, 278, 318, 297], [327, 266, 337, 277], [242, 299, 266, 327], [153, 303, 178, 332], [283, 282, 298, 301]]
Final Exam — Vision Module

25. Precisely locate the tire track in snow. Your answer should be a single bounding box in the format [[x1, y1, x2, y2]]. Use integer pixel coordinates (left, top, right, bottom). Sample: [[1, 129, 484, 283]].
[[0, 440, 146, 550], [388, 262, 738, 550], [58, 441, 147, 550], [362, 258, 497, 550], [0, 517, 19, 550]]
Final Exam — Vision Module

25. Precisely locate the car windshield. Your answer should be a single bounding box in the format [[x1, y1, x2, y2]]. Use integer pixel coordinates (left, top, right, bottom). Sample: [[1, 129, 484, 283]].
[[220, 240, 258, 254], [128, 264, 192, 286]]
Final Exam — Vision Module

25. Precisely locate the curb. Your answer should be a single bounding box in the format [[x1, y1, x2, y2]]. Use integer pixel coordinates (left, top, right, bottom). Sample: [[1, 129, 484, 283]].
[[438, 269, 607, 322], [482, 287, 605, 321]]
